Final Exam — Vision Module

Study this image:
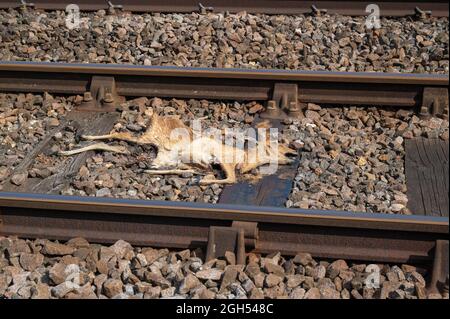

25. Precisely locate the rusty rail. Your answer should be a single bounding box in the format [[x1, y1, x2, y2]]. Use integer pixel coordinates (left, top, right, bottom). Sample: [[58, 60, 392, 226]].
[[0, 192, 448, 292], [0, 192, 447, 261], [0, 0, 448, 17], [0, 62, 448, 118]]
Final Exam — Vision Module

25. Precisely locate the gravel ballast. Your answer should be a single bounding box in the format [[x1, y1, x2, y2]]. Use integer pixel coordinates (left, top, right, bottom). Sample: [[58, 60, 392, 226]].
[[0, 9, 448, 73], [0, 93, 74, 186], [0, 236, 447, 299], [1, 93, 448, 211], [284, 104, 449, 213]]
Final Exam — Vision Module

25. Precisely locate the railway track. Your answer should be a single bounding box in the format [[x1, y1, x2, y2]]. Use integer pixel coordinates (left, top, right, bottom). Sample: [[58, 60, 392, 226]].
[[0, 0, 448, 17], [0, 61, 448, 296], [0, 62, 448, 114], [0, 192, 448, 295]]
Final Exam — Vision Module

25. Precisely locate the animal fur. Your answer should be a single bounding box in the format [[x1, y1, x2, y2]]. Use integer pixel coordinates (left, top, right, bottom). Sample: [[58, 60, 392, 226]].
[[60, 112, 297, 185]]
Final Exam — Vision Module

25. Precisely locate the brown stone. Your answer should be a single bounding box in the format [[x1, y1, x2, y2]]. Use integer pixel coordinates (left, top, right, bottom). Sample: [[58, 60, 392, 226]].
[[19, 253, 44, 271], [143, 286, 161, 299], [49, 262, 67, 285], [219, 266, 238, 293], [249, 288, 264, 299], [286, 274, 305, 288], [265, 274, 283, 288], [67, 237, 90, 248], [293, 253, 315, 266], [327, 259, 348, 279], [320, 287, 340, 299], [110, 240, 134, 260], [42, 241, 75, 256], [6, 239, 30, 257], [304, 287, 321, 299], [103, 279, 123, 298], [264, 262, 285, 277], [144, 272, 171, 288], [31, 283, 51, 299], [196, 269, 223, 281], [179, 274, 201, 294]]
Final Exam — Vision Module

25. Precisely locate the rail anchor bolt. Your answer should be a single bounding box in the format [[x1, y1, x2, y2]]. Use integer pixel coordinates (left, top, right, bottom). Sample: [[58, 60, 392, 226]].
[[20, 0, 35, 9], [103, 93, 114, 104], [83, 92, 93, 102], [311, 5, 327, 17], [415, 7, 432, 19], [265, 100, 279, 116], [107, 1, 123, 15], [199, 3, 214, 14], [288, 101, 303, 117]]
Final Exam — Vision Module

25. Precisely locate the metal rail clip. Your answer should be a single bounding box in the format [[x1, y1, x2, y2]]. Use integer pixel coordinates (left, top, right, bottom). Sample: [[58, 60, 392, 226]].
[[19, 0, 34, 8], [199, 3, 214, 14], [107, 1, 123, 14], [415, 6, 433, 19], [260, 83, 302, 120], [311, 5, 327, 16], [78, 76, 125, 112], [205, 221, 258, 265], [420, 87, 449, 120]]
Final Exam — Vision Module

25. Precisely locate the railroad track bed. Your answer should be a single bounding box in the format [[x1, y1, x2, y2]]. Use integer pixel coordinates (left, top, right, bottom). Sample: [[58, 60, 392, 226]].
[[0, 93, 263, 203], [0, 236, 444, 299], [0, 0, 449, 293], [0, 92, 448, 213], [0, 8, 448, 73]]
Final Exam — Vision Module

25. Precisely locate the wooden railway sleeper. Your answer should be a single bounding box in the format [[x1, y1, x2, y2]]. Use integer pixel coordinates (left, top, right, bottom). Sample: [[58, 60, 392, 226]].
[[78, 76, 125, 112], [260, 83, 303, 120], [205, 221, 258, 265], [420, 87, 449, 120]]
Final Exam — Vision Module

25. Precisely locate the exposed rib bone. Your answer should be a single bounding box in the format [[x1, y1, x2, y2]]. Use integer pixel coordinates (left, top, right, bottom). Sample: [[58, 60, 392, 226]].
[[59, 143, 129, 156]]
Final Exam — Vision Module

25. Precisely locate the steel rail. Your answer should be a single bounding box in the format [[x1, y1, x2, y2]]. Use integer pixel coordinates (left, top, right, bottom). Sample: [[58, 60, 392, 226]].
[[0, 0, 448, 17], [0, 62, 448, 108], [0, 192, 448, 264]]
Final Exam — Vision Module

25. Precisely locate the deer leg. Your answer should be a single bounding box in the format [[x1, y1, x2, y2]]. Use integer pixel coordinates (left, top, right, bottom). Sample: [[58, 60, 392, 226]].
[[240, 144, 296, 173], [243, 155, 295, 173], [145, 162, 203, 176], [144, 169, 201, 176], [59, 142, 129, 156], [199, 163, 237, 185], [240, 158, 271, 174], [82, 132, 147, 144], [279, 144, 297, 156], [278, 155, 295, 165]]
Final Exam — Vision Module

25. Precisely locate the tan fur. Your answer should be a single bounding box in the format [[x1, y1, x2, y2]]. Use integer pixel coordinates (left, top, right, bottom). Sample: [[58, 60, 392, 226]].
[[61, 112, 296, 184]]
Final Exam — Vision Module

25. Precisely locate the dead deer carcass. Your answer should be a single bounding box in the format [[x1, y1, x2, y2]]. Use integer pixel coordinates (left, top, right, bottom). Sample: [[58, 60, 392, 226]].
[[60, 112, 297, 185]]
